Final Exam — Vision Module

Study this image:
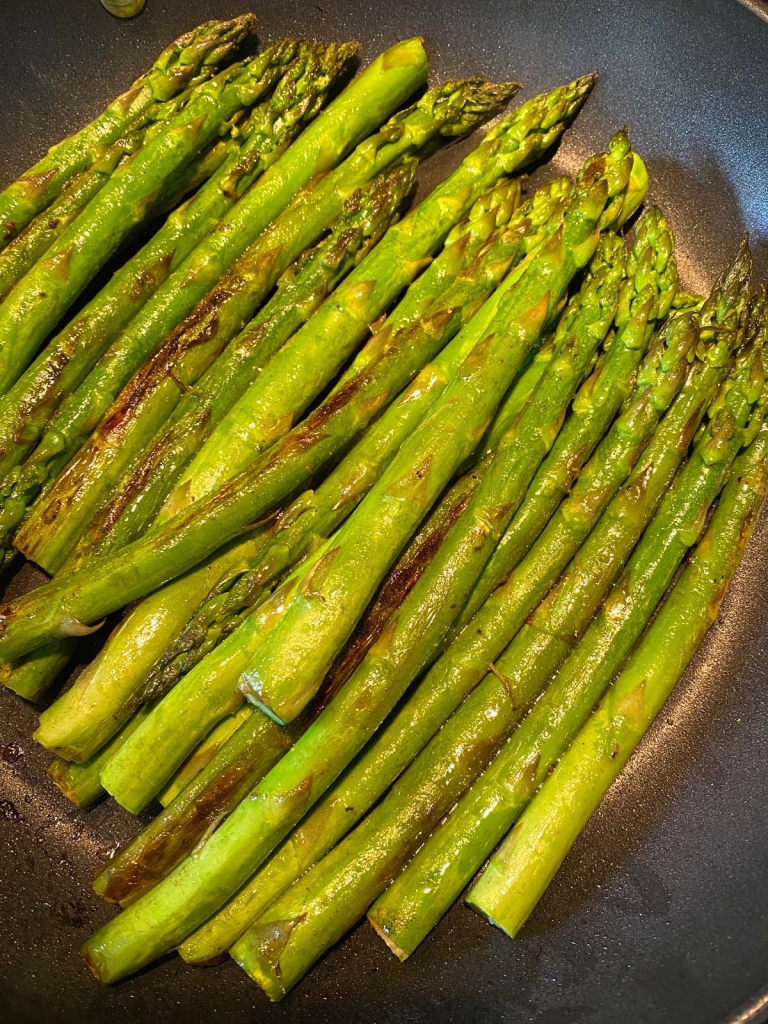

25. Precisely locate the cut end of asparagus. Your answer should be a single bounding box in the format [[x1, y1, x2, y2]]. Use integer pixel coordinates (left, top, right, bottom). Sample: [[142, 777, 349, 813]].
[[367, 914, 410, 961]]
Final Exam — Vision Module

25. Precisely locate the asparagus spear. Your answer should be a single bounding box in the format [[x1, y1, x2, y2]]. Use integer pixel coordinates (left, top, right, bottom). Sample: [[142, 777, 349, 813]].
[[19, 74, 509, 575], [133, 178, 534, 699], [182, 306, 695, 965], [365, 281, 761, 956], [467, 379, 768, 937], [236, 133, 639, 726], [79, 135, 629, 983], [46, 706, 153, 809], [0, 41, 356, 519], [0, 75, 596, 665], [99, 163, 625, 812], [66, 161, 417, 571], [32, 175, 537, 750], [0, 17, 254, 247], [0, 42, 311, 394]]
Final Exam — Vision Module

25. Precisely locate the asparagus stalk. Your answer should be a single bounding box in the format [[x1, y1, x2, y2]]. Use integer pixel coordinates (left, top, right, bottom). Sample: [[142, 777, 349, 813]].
[[458, 206, 679, 625], [235, 324, 764, 996], [46, 706, 153, 809], [157, 704, 254, 808], [0, 42, 311, 394], [0, 17, 254, 247], [99, 161, 625, 813], [79, 134, 629, 983], [19, 74, 509, 575], [0, 42, 355, 520], [182, 305, 695, 965], [365, 279, 760, 956], [467, 379, 768, 936], [237, 133, 639, 726], [132, 178, 549, 699], [66, 161, 417, 571], [0, 75, 596, 665], [32, 175, 537, 751]]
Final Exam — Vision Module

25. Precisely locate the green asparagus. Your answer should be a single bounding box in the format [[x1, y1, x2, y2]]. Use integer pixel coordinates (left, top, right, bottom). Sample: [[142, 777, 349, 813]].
[[0, 75, 597, 664], [0, 40, 355, 527], [19, 73, 508, 574], [32, 175, 535, 751], [237, 133, 639, 726], [0, 41, 307, 393], [365, 274, 760, 957], [79, 131, 630, 983], [466, 403, 768, 936], [184, 302, 695, 965], [0, 17, 254, 247]]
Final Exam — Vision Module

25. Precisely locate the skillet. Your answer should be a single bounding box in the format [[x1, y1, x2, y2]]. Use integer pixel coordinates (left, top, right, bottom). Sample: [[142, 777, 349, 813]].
[[0, 1, 767, 1020]]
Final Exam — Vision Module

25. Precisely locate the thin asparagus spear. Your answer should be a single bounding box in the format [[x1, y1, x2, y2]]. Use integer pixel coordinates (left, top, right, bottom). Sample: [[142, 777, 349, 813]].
[[458, 206, 679, 624], [157, 704, 254, 808], [0, 42, 310, 394], [79, 135, 630, 983], [99, 160, 626, 812], [0, 75, 597, 665], [181, 306, 695, 964], [467, 393, 768, 937], [31, 176, 539, 749], [19, 74, 509, 575], [365, 282, 761, 956], [0, 17, 253, 247], [0, 42, 355, 516], [237, 133, 640, 726]]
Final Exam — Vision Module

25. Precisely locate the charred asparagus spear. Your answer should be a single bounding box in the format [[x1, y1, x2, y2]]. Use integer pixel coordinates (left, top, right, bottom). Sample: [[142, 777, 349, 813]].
[[0, 16, 254, 247], [0, 74, 597, 664]]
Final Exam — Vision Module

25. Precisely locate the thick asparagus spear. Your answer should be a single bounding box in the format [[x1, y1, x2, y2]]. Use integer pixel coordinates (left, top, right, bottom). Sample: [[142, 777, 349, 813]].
[[365, 282, 760, 956], [0, 41, 355, 519], [0, 17, 253, 247], [19, 74, 509, 575], [181, 306, 694, 964], [0, 75, 596, 664], [0, 42, 311, 394], [79, 136, 629, 983], [234, 329, 763, 996], [66, 161, 417, 571], [466, 381, 768, 937], [46, 706, 153, 809], [32, 175, 536, 750], [99, 164, 626, 812], [236, 134, 639, 726]]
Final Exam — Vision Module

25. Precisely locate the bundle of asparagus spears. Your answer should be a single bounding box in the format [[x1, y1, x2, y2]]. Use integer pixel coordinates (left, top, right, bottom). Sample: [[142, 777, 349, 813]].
[[0, 14, 765, 1001]]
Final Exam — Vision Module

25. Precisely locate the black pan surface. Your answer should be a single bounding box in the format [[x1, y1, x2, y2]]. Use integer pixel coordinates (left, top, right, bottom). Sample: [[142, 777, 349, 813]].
[[1, 1, 767, 1021]]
